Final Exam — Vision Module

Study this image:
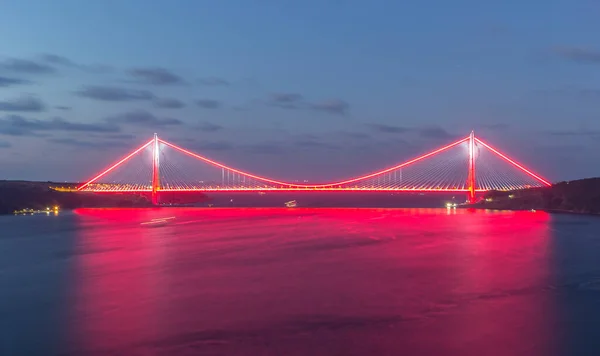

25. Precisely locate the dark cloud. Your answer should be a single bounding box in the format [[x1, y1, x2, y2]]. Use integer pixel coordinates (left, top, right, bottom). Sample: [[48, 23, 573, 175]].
[[0, 76, 32, 87], [0, 58, 55, 74], [416, 127, 455, 139], [190, 141, 234, 151], [366, 124, 456, 140], [293, 133, 320, 141], [48, 138, 128, 149], [268, 93, 305, 109], [367, 123, 411, 134], [38, 54, 111, 73], [311, 99, 349, 115], [0, 140, 11, 148], [104, 133, 136, 140], [266, 93, 349, 115], [197, 122, 223, 132], [154, 97, 185, 109], [198, 77, 229, 86], [39, 54, 75, 67], [0, 96, 45, 112], [577, 89, 600, 98], [105, 110, 182, 126], [55, 106, 72, 111], [88, 133, 136, 140], [481, 123, 509, 130], [340, 131, 371, 140], [552, 46, 600, 64], [76, 85, 154, 101], [533, 87, 600, 100], [196, 99, 221, 109], [548, 129, 600, 137], [129, 67, 183, 85], [243, 142, 287, 155], [294, 139, 339, 150], [0, 115, 119, 136]]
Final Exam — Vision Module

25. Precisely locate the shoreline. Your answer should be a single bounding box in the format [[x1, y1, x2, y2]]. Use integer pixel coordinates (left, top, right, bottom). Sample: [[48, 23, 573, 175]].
[[462, 205, 600, 217], [3, 205, 599, 217]]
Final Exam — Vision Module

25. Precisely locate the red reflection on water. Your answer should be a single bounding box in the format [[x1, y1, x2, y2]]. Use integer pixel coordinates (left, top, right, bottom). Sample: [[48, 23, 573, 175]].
[[69, 208, 557, 355], [442, 210, 557, 355], [70, 208, 172, 353]]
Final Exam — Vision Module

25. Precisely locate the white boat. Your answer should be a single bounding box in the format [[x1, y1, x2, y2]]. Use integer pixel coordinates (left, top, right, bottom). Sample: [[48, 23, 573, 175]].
[[140, 216, 175, 227], [284, 200, 297, 208]]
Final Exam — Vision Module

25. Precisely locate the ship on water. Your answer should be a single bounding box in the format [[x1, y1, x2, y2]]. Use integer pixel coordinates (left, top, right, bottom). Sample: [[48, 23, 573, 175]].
[[284, 200, 297, 208]]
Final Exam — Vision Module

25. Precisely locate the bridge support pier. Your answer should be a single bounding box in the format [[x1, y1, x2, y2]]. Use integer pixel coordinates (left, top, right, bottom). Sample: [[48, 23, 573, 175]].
[[151, 133, 160, 205], [467, 130, 477, 204]]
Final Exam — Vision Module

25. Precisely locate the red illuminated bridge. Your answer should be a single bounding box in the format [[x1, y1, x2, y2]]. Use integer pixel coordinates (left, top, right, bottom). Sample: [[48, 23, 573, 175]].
[[77, 131, 551, 204]]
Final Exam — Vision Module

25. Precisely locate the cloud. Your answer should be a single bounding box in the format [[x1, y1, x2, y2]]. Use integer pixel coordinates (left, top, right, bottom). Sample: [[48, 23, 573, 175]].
[[76, 85, 154, 101], [340, 131, 371, 140], [88, 133, 136, 140], [481, 123, 509, 130], [154, 97, 185, 109], [311, 99, 349, 115], [294, 138, 339, 150], [0, 140, 10, 148], [548, 129, 600, 137], [0, 96, 45, 112], [196, 99, 221, 109], [129, 67, 183, 85], [243, 142, 287, 155], [367, 123, 411, 134], [577, 89, 600, 98], [0, 58, 55, 74], [0, 76, 32, 87], [0, 115, 120, 136], [55, 106, 71, 111], [366, 124, 456, 140], [552, 46, 600, 64], [39, 54, 75, 67], [197, 122, 223, 132], [189, 140, 234, 151], [268, 93, 305, 109], [416, 127, 455, 139], [105, 110, 182, 126], [0, 54, 108, 77], [38, 54, 111, 73], [48, 138, 128, 149], [103, 133, 136, 140], [198, 77, 229, 86], [266, 93, 349, 115]]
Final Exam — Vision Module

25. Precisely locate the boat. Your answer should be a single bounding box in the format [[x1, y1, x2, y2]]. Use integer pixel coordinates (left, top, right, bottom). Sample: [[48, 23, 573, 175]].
[[140, 216, 176, 227], [284, 200, 297, 208]]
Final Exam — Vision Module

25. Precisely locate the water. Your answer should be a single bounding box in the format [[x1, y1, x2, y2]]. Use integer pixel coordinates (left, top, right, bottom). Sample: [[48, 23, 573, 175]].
[[1, 208, 600, 356]]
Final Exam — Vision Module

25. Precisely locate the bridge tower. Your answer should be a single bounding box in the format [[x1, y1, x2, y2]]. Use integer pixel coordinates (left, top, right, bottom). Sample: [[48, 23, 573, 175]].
[[467, 130, 477, 203], [151, 133, 160, 205]]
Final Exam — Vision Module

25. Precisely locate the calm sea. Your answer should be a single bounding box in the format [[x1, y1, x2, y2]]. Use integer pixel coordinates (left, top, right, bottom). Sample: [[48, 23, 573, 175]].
[[1, 207, 600, 355]]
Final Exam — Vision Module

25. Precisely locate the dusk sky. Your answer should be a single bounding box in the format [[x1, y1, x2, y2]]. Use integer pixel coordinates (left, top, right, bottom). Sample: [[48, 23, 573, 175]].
[[1, 0, 599, 182]]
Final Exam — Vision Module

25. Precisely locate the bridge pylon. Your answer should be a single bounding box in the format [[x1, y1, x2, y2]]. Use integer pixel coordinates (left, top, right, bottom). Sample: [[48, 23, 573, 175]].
[[151, 133, 160, 205], [467, 130, 477, 203]]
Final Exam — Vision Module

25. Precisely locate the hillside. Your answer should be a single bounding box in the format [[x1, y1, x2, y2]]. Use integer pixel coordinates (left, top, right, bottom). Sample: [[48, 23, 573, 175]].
[[0, 181, 208, 215], [471, 178, 600, 214], [0, 181, 152, 215]]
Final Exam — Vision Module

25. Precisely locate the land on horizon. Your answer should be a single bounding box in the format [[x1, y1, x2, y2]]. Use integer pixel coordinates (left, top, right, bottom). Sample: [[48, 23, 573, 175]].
[[1, 177, 600, 216]]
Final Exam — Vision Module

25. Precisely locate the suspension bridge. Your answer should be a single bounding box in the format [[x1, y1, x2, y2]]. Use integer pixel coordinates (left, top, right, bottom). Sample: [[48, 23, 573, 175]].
[[76, 131, 551, 205]]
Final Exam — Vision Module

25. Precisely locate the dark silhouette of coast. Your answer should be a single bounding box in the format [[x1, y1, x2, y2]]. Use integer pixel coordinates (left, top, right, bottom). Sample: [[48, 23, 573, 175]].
[[0, 181, 153, 215], [471, 178, 600, 215], [2, 178, 600, 215]]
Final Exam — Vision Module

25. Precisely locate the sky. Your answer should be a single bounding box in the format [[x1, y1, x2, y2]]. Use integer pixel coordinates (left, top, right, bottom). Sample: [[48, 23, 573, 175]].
[[0, 0, 599, 183]]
